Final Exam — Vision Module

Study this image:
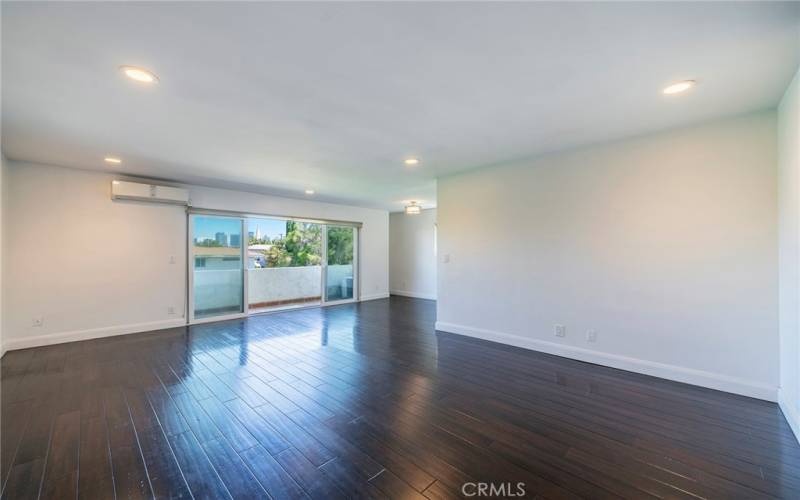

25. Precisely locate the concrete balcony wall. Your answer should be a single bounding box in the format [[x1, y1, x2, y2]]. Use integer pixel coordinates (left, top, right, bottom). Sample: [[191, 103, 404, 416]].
[[326, 264, 355, 300], [193, 269, 243, 314], [194, 265, 356, 313], [248, 266, 322, 304]]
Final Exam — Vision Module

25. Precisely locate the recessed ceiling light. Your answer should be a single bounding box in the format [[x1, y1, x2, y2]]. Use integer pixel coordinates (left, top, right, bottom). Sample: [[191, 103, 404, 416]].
[[104, 157, 122, 164], [120, 65, 159, 83], [663, 80, 696, 95], [404, 158, 420, 166], [305, 189, 315, 195]]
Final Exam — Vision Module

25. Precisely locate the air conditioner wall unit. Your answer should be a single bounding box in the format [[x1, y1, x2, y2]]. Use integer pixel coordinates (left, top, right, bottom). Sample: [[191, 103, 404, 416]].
[[111, 180, 190, 205]]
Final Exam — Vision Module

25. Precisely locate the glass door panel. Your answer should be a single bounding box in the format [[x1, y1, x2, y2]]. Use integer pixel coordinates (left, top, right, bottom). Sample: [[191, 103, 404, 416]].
[[246, 218, 322, 313], [191, 215, 244, 320], [324, 225, 356, 302]]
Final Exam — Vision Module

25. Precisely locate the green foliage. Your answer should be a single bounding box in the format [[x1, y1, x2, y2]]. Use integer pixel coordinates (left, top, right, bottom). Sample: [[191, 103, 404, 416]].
[[327, 226, 353, 265], [195, 239, 223, 247], [253, 222, 353, 268], [264, 221, 321, 267]]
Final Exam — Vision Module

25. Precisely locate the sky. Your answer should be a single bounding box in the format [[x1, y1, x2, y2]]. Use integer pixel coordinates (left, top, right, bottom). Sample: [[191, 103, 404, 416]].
[[193, 216, 287, 243], [248, 218, 287, 240]]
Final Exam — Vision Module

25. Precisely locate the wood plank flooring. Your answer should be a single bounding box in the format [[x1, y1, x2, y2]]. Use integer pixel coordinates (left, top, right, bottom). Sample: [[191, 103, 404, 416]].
[[2, 296, 799, 499]]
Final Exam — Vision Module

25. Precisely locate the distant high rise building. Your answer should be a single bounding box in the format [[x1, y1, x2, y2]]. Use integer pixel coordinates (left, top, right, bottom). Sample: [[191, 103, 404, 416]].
[[215, 232, 227, 246], [229, 234, 241, 247], [248, 231, 254, 240], [255, 226, 262, 241]]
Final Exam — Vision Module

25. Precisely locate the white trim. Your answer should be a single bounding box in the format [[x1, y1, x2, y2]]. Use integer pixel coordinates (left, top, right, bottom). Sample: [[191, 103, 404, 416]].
[[435, 321, 778, 402], [321, 224, 328, 301], [779, 389, 800, 444], [361, 292, 390, 302], [191, 312, 247, 325], [2, 318, 187, 352], [242, 218, 249, 316], [390, 290, 437, 300], [354, 227, 359, 301]]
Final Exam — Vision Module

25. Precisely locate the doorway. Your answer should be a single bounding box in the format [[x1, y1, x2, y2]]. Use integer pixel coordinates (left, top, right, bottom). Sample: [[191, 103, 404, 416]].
[[188, 212, 359, 323]]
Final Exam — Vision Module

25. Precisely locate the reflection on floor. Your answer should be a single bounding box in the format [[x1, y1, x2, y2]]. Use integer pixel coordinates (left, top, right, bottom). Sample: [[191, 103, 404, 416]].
[[2, 296, 799, 498]]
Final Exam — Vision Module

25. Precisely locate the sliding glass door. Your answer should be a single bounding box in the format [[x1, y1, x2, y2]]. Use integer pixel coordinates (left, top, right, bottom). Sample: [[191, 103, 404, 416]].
[[188, 212, 358, 323], [324, 225, 357, 303], [189, 215, 246, 321], [247, 218, 323, 313]]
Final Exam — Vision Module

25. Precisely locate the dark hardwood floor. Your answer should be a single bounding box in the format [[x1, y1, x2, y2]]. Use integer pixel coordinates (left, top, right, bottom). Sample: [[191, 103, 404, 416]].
[[2, 296, 799, 499]]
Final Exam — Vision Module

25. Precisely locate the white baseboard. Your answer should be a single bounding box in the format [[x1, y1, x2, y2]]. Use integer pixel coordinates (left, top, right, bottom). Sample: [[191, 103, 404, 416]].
[[3, 295, 392, 352], [390, 290, 437, 300], [435, 321, 777, 402], [779, 390, 800, 444], [2, 318, 188, 352], [360, 292, 390, 302]]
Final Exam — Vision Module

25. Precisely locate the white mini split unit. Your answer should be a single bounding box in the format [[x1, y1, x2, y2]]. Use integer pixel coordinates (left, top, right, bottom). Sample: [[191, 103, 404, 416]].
[[111, 180, 190, 206]]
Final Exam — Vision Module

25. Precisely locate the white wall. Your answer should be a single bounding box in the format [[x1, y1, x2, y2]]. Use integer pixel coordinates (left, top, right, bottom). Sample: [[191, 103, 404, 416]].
[[779, 66, 800, 441], [0, 153, 6, 357], [437, 111, 778, 401], [3, 161, 389, 351], [390, 209, 437, 300]]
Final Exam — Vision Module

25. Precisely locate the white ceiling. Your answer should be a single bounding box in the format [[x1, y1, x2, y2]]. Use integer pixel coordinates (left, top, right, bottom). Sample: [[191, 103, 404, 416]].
[[2, 2, 799, 212]]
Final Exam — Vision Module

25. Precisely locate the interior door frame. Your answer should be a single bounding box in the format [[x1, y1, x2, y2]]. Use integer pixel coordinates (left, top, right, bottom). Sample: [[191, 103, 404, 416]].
[[188, 213, 249, 325]]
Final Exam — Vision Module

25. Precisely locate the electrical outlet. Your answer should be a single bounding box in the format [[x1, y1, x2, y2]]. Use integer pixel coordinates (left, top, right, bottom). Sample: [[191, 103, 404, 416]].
[[169, 255, 176, 264], [32, 317, 43, 327], [168, 306, 176, 315], [554, 324, 566, 337], [586, 329, 597, 343]]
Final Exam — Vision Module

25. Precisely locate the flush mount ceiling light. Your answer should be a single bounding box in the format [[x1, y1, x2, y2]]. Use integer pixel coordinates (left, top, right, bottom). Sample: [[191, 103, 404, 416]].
[[104, 157, 122, 164], [405, 201, 422, 215], [305, 189, 315, 195], [404, 158, 420, 166], [120, 65, 159, 83], [662, 80, 696, 95]]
